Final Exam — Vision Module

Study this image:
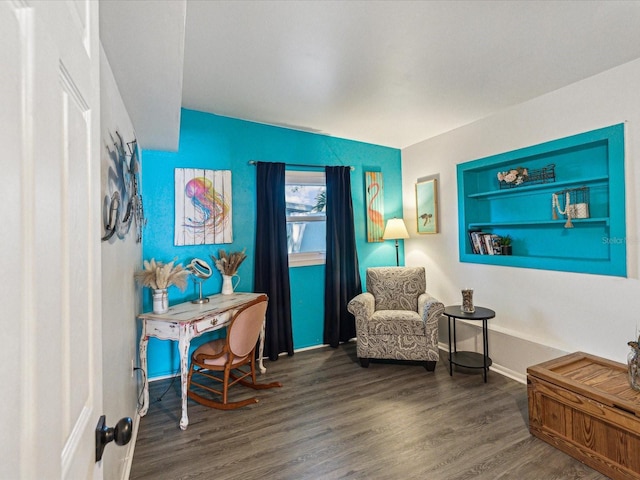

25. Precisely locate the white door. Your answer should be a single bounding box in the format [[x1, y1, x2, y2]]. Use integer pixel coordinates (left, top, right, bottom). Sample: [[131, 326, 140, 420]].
[[0, 1, 102, 478]]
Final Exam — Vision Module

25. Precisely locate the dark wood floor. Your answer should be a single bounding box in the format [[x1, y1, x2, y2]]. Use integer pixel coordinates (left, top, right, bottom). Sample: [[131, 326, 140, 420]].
[[130, 343, 609, 480]]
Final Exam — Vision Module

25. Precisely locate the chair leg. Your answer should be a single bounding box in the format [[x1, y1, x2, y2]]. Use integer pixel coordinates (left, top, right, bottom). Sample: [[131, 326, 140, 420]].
[[359, 357, 370, 368], [232, 367, 283, 390], [425, 361, 436, 372], [187, 390, 260, 410]]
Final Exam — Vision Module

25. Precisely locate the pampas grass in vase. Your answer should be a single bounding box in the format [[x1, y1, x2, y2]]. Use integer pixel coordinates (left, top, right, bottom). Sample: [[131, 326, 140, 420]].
[[134, 258, 190, 313], [211, 248, 247, 294]]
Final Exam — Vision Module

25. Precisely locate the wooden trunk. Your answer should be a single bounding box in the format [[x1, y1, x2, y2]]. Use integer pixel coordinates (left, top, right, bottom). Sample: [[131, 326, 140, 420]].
[[527, 352, 640, 480]]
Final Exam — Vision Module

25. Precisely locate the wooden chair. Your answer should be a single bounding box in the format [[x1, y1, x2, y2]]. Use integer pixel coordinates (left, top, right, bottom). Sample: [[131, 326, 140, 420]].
[[187, 294, 282, 409]]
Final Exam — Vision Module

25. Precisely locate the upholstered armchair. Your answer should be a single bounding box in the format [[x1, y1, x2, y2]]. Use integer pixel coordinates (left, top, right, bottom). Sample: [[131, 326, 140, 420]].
[[347, 267, 444, 370]]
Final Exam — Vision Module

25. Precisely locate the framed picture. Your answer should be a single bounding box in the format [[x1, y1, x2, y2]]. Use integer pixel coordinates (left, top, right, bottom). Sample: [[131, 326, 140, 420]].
[[416, 178, 438, 234], [174, 168, 233, 245], [365, 171, 384, 242]]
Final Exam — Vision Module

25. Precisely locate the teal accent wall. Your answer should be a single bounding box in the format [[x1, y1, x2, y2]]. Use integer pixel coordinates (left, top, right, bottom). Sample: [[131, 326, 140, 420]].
[[141, 109, 402, 378]]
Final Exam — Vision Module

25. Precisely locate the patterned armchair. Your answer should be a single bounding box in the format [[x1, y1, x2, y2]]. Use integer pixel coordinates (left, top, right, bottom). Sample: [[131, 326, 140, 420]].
[[347, 267, 444, 370]]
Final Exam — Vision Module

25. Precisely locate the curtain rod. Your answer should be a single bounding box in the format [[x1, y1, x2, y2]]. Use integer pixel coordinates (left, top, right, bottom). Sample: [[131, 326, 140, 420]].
[[248, 160, 355, 171]]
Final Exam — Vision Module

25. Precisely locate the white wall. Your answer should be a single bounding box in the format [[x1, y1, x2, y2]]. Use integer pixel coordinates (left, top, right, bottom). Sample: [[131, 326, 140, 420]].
[[100, 46, 142, 480], [402, 58, 640, 382]]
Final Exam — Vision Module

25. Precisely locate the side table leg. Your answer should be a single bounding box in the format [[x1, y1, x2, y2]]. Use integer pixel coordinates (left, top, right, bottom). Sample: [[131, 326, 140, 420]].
[[483, 319, 488, 383], [139, 333, 149, 416], [178, 326, 192, 430]]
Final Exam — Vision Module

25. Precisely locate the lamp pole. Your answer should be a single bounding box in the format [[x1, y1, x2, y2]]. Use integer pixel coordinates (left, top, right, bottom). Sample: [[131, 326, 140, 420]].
[[394, 239, 400, 266]]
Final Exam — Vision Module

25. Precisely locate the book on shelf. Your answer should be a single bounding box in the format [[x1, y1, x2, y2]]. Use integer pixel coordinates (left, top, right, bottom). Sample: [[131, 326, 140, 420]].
[[468, 230, 501, 255]]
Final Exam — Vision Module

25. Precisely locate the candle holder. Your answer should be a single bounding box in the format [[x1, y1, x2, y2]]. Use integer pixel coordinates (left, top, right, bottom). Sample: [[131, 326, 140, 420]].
[[461, 289, 475, 313]]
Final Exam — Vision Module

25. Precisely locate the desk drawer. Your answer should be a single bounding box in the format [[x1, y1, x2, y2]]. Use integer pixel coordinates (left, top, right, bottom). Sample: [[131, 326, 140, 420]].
[[193, 311, 231, 335], [146, 321, 179, 341]]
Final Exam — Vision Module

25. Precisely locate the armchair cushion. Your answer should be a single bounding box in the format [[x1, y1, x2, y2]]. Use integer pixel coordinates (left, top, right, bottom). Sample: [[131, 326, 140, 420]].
[[369, 310, 424, 336], [367, 267, 426, 311]]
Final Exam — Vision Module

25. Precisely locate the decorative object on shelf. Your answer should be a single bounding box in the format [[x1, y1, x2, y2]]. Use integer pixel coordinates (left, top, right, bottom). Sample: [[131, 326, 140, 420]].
[[552, 186, 590, 228], [499, 235, 512, 255], [175, 168, 233, 246], [627, 335, 640, 391], [365, 171, 385, 242], [497, 167, 528, 186], [382, 218, 410, 266], [415, 178, 439, 234], [188, 258, 213, 304], [497, 163, 555, 189], [135, 258, 190, 313], [211, 248, 247, 294], [461, 289, 475, 313]]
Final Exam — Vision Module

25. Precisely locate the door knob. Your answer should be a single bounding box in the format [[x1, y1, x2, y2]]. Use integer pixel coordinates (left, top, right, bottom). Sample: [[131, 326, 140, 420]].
[[95, 415, 132, 462]]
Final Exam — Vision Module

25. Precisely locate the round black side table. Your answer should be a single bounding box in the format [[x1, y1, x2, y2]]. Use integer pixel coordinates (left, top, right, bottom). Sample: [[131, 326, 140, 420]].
[[444, 305, 495, 383]]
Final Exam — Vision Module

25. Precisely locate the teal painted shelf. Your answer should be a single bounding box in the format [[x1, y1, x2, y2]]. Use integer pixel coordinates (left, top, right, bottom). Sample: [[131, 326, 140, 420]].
[[457, 124, 626, 277], [467, 176, 609, 199], [468, 217, 609, 229]]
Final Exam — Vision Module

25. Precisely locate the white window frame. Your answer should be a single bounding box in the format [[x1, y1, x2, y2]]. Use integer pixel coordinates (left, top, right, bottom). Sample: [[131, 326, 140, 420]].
[[285, 170, 326, 267]]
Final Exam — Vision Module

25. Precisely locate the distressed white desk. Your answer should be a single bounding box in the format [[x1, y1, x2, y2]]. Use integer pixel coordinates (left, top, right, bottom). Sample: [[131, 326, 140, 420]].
[[138, 292, 266, 430]]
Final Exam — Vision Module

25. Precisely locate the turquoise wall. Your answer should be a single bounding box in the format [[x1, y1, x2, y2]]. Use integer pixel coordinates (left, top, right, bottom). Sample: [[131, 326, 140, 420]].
[[141, 109, 402, 378]]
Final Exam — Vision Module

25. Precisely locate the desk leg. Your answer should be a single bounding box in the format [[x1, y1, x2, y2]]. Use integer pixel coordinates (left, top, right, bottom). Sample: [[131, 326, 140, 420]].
[[178, 325, 192, 430], [139, 332, 149, 416], [258, 319, 266, 374]]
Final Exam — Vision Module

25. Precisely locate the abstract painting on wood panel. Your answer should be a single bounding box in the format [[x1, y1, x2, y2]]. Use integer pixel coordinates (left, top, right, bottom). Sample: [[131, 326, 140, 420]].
[[174, 168, 232, 245], [365, 171, 384, 242]]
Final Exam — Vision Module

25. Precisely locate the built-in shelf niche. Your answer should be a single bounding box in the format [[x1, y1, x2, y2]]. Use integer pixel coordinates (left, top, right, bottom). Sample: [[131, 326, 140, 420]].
[[456, 123, 626, 277]]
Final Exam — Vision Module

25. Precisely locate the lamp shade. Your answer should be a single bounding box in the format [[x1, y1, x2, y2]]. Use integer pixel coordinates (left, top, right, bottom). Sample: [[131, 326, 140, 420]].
[[382, 218, 409, 240]]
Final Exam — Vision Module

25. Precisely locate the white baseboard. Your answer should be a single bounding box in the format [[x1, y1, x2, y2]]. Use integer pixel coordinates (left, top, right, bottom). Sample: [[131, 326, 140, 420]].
[[438, 320, 569, 386], [121, 412, 140, 480], [438, 342, 527, 384]]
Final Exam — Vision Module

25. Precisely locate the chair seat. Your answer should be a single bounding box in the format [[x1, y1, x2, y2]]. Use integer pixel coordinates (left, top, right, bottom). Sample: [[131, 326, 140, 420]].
[[193, 339, 248, 366], [370, 310, 424, 336]]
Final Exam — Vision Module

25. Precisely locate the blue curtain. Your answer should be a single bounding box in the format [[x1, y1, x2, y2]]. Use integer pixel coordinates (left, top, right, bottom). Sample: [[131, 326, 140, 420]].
[[254, 162, 294, 360], [324, 166, 362, 347]]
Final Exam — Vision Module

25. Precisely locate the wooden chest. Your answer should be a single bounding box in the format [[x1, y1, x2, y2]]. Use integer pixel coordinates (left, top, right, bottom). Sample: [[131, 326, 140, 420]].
[[527, 352, 640, 480]]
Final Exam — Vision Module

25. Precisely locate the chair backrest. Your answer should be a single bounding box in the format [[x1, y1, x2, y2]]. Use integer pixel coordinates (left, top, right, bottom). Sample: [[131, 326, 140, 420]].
[[227, 295, 268, 359], [366, 267, 426, 311]]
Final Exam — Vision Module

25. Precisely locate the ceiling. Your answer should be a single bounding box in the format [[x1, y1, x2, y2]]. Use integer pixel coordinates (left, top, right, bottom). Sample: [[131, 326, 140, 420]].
[[100, 0, 640, 151]]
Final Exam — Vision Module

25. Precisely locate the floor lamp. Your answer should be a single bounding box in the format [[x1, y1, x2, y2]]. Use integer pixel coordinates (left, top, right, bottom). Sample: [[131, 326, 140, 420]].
[[382, 218, 410, 266]]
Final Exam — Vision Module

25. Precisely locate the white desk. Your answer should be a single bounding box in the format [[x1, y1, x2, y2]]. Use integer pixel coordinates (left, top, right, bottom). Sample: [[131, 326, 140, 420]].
[[138, 292, 266, 430]]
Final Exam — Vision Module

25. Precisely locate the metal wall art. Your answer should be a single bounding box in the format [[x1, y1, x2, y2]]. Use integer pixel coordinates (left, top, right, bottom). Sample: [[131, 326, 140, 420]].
[[101, 132, 145, 243]]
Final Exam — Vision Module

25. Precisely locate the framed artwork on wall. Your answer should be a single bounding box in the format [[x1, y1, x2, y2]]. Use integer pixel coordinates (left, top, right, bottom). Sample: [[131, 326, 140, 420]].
[[365, 171, 384, 242], [174, 168, 233, 245], [416, 178, 438, 234]]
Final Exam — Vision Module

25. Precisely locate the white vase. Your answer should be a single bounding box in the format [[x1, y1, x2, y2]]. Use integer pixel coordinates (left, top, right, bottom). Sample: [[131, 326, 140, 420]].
[[152, 288, 168, 314], [221, 274, 239, 295]]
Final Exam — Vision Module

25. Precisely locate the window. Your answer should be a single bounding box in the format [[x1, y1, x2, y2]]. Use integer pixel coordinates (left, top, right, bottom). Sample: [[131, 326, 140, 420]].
[[285, 170, 326, 267]]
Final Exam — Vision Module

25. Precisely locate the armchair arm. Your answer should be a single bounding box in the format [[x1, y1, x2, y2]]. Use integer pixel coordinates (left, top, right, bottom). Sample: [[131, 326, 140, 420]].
[[347, 292, 375, 335], [418, 293, 444, 337]]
